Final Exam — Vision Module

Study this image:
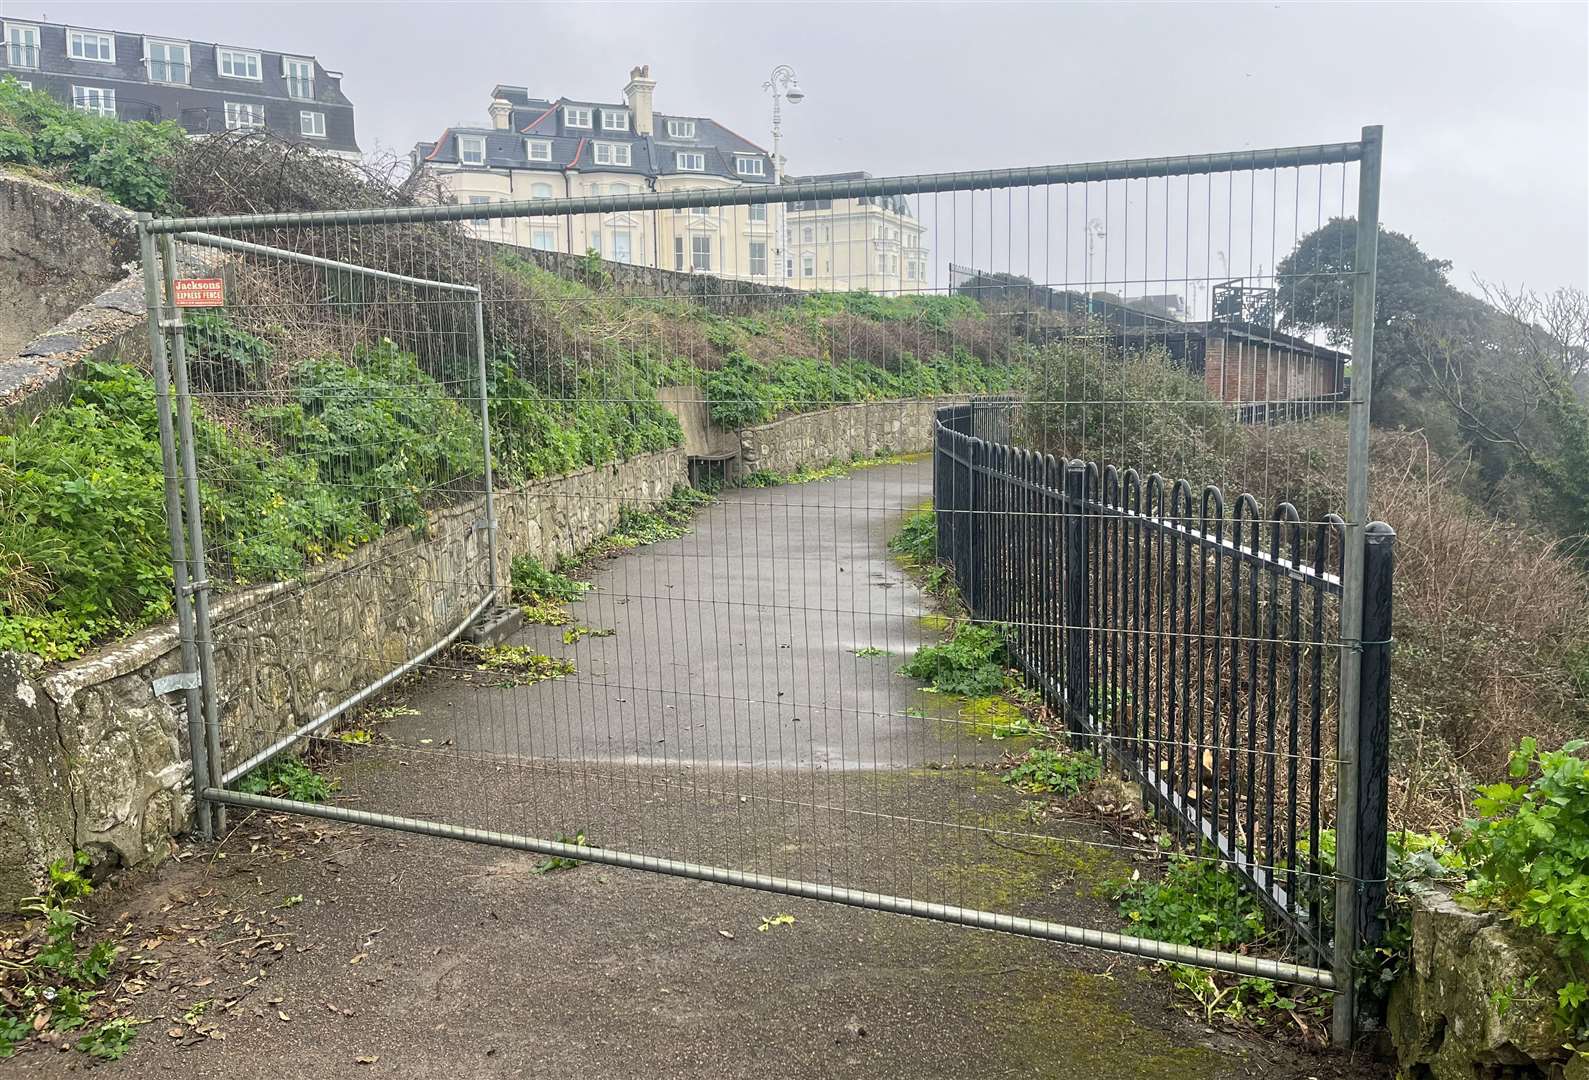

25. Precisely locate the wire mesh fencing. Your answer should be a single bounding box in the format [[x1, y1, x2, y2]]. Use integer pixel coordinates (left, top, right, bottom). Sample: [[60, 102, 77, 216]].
[[139, 131, 1388, 1016]]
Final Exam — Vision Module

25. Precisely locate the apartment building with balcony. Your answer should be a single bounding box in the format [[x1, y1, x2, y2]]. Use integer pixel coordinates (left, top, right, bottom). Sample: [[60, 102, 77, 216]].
[[1, 17, 358, 155], [415, 66, 779, 279], [785, 172, 930, 295]]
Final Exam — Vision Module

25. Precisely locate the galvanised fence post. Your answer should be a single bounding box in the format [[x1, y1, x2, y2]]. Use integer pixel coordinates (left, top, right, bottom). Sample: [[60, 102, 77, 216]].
[[1064, 461, 1089, 737], [1353, 521, 1395, 1018]]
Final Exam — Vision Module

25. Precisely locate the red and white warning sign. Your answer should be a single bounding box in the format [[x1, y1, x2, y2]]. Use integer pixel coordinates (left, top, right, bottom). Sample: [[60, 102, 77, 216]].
[[172, 278, 226, 308]]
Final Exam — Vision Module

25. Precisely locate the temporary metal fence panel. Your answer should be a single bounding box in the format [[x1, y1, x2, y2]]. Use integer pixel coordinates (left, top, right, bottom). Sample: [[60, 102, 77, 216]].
[[140, 129, 1386, 1031]]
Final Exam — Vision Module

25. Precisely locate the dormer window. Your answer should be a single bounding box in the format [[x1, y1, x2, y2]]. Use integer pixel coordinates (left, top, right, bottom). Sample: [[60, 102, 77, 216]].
[[457, 134, 486, 165], [600, 108, 629, 132], [735, 156, 765, 177], [666, 119, 695, 139], [526, 138, 552, 162], [67, 29, 115, 63], [675, 151, 705, 172], [564, 106, 592, 129], [593, 141, 631, 167], [218, 48, 262, 80], [145, 40, 189, 84]]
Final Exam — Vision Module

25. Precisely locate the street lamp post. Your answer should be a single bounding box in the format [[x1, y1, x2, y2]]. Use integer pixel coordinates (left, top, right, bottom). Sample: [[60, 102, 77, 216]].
[[762, 64, 804, 285]]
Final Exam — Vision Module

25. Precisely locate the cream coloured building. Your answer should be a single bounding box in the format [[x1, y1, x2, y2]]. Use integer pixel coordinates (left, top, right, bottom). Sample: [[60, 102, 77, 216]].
[[413, 66, 786, 282], [785, 172, 930, 295]]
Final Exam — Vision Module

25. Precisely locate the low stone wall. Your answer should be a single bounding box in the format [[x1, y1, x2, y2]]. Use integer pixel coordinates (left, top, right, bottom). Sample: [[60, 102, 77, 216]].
[[1388, 889, 1587, 1079], [0, 448, 686, 906], [733, 398, 945, 479]]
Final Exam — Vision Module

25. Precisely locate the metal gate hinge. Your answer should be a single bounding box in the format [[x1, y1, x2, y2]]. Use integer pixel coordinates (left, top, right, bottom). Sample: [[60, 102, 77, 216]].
[[473, 519, 498, 532], [158, 318, 186, 330], [152, 671, 201, 695]]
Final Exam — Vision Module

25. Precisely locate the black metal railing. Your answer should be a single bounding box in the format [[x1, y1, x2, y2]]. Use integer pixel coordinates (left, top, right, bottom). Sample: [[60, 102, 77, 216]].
[[932, 403, 1392, 961]]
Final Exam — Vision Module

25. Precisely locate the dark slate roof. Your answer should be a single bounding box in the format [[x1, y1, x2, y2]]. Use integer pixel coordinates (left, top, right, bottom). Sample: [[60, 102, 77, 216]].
[[418, 95, 771, 184], [0, 18, 358, 152]]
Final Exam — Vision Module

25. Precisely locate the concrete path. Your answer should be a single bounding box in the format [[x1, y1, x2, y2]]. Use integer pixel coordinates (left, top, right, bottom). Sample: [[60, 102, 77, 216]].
[[390, 459, 972, 771]]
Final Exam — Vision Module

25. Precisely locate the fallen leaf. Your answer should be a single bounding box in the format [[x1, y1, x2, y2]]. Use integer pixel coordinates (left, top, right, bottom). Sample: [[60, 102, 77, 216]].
[[356, 1056, 379, 1065]]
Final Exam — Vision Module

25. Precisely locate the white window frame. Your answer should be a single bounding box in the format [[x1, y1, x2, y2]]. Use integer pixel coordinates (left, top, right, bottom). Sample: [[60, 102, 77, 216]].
[[593, 141, 631, 167], [4, 23, 40, 70], [748, 203, 768, 223], [530, 227, 557, 251], [283, 56, 314, 99], [599, 108, 629, 132], [675, 151, 705, 172], [588, 230, 602, 257], [691, 234, 712, 272], [530, 182, 554, 199], [11, 79, 30, 90], [673, 236, 686, 272], [299, 110, 326, 138], [801, 226, 814, 243], [67, 29, 115, 64], [217, 48, 262, 81], [612, 230, 633, 264], [457, 134, 486, 166], [70, 85, 115, 116], [735, 156, 765, 177], [802, 252, 815, 278], [144, 38, 190, 84], [563, 106, 592, 129], [666, 119, 696, 139], [224, 101, 266, 132], [526, 138, 552, 162], [748, 240, 768, 277], [467, 195, 492, 222]]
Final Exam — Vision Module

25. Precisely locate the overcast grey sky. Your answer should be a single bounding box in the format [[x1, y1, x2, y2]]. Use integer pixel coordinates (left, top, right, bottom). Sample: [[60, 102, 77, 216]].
[[6, 0, 1586, 292]]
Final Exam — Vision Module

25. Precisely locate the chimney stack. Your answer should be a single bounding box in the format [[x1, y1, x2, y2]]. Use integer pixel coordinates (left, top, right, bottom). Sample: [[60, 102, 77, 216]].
[[624, 64, 656, 136], [488, 97, 512, 131]]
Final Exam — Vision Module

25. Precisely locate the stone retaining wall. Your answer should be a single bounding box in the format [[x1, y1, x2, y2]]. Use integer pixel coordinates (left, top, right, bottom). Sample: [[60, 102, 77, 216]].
[[0, 448, 686, 906], [1388, 889, 1588, 1079], [733, 398, 945, 479]]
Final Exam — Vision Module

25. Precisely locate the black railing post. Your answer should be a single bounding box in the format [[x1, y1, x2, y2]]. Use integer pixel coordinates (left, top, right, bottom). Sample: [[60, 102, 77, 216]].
[[1064, 461, 1089, 737], [968, 438, 987, 618], [1353, 522, 1395, 984]]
